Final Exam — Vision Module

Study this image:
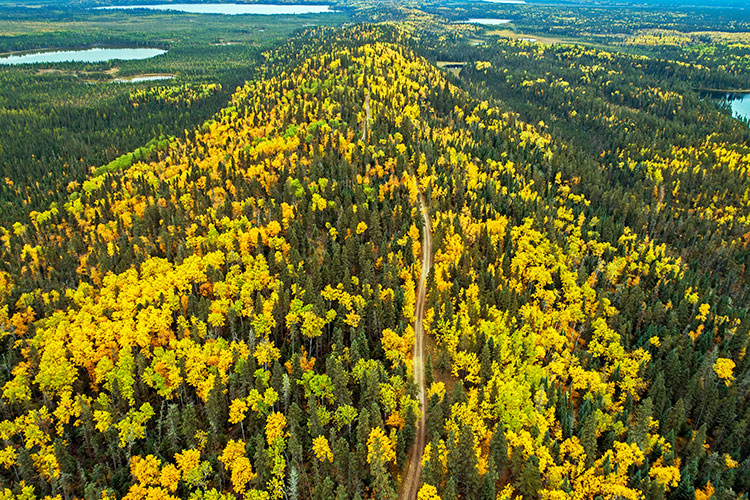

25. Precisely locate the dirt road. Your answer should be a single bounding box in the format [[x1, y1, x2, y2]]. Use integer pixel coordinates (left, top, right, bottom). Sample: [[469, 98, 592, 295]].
[[361, 92, 370, 142], [401, 188, 432, 500]]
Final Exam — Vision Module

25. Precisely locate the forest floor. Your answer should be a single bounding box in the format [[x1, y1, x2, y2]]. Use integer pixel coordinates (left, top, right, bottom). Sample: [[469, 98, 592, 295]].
[[401, 189, 432, 500]]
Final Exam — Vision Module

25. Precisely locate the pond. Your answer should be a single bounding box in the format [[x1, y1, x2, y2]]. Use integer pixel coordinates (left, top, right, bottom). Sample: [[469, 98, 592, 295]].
[[0, 47, 166, 65], [459, 18, 512, 25], [96, 3, 335, 15]]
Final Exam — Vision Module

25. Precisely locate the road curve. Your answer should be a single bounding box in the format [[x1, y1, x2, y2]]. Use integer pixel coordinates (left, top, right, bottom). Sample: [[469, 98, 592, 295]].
[[401, 187, 432, 500]]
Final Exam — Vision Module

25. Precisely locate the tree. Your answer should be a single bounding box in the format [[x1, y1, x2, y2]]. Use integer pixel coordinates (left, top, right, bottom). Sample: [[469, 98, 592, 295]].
[[182, 404, 198, 448], [368, 427, 396, 500], [648, 372, 668, 420], [403, 404, 417, 455], [163, 404, 181, 458], [490, 423, 508, 471], [418, 484, 442, 500], [713, 358, 735, 385], [517, 454, 542, 500], [451, 425, 479, 500], [480, 343, 492, 383], [629, 398, 653, 452], [580, 411, 598, 467], [313, 435, 334, 463], [481, 456, 498, 500]]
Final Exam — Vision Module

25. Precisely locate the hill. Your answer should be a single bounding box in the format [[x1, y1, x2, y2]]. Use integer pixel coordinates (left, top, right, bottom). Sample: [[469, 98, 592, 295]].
[[0, 22, 749, 500]]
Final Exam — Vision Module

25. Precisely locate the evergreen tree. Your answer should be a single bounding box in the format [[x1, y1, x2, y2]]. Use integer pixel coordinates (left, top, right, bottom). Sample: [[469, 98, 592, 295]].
[[164, 403, 181, 458], [490, 422, 508, 471], [181, 403, 198, 448], [369, 439, 396, 500], [480, 342, 492, 383], [629, 398, 653, 451], [443, 477, 458, 500], [481, 456, 498, 500], [649, 372, 668, 420], [517, 454, 542, 500], [425, 354, 434, 389], [580, 410, 598, 468], [451, 424, 480, 500]]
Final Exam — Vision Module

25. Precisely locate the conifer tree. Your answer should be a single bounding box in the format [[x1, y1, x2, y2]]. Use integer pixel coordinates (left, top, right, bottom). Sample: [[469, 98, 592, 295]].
[[518, 454, 542, 500]]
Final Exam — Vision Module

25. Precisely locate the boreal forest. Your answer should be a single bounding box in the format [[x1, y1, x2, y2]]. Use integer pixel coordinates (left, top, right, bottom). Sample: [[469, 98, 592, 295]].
[[0, 1, 750, 500]]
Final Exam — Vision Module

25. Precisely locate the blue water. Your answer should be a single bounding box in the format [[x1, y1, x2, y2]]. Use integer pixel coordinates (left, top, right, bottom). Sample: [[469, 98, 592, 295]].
[[0, 47, 166, 65], [96, 3, 335, 15], [730, 94, 750, 122]]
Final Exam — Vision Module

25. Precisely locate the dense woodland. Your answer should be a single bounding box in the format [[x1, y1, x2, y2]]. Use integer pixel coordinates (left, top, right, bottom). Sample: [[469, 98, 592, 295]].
[[0, 6, 347, 223], [0, 3, 750, 500]]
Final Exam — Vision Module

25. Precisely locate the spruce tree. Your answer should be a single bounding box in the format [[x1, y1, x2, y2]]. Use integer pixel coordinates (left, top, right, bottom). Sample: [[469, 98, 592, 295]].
[[206, 372, 227, 445], [181, 405, 198, 448], [490, 422, 508, 470], [452, 424, 480, 500], [580, 410, 598, 468], [517, 454, 542, 500]]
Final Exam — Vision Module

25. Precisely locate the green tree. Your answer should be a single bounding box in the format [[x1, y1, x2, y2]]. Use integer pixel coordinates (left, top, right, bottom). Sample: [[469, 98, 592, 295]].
[[517, 454, 542, 500]]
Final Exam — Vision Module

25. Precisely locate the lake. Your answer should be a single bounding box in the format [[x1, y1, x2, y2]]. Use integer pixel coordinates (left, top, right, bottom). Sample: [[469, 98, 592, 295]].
[[0, 47, 166, 65], [96, 3, 335, 15], [460, 18, 512, 25], [729, 94, 750, 122]]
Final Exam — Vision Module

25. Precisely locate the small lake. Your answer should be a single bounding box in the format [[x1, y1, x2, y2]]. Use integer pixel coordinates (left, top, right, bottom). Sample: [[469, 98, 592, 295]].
[[96, 3, 335, 15], [460, 18, 512, 25], [0, 47, 166, 65], [729, 94, 750, 122]]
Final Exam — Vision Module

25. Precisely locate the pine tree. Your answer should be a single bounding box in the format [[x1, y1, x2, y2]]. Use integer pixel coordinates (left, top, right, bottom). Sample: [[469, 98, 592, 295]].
[[288, 464, 300, 500], [369, 438, 396, 500], [451, 424, 480, 500], [684, 424, 707, 464], [254, 434, 270, 488], [481, 456, 498, 500], [649, 371, 668, 420], [314, 477, 335, 500], [403, 404, 417, 451], [480, 342, 492, 383], [17, 448, 37, 489], [164, 403, 181, 457], [425, 354, 434, 389], [443, 477, 458, 500], [426, 393, 444, 441], [629, 398, 653, 451], [671, 464, 696, 500], [423, 433, 444, 488], [490, 422, 508, 470], [517, 454, 542, 500], [580, 410, 598, 468], [182, 403, 198, 448], [665, 398, 686, 437]]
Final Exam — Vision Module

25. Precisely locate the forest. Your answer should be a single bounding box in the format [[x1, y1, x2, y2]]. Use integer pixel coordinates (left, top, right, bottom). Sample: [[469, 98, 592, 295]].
[[0, 1, 750, 500], [0, 5, 347, 223]]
